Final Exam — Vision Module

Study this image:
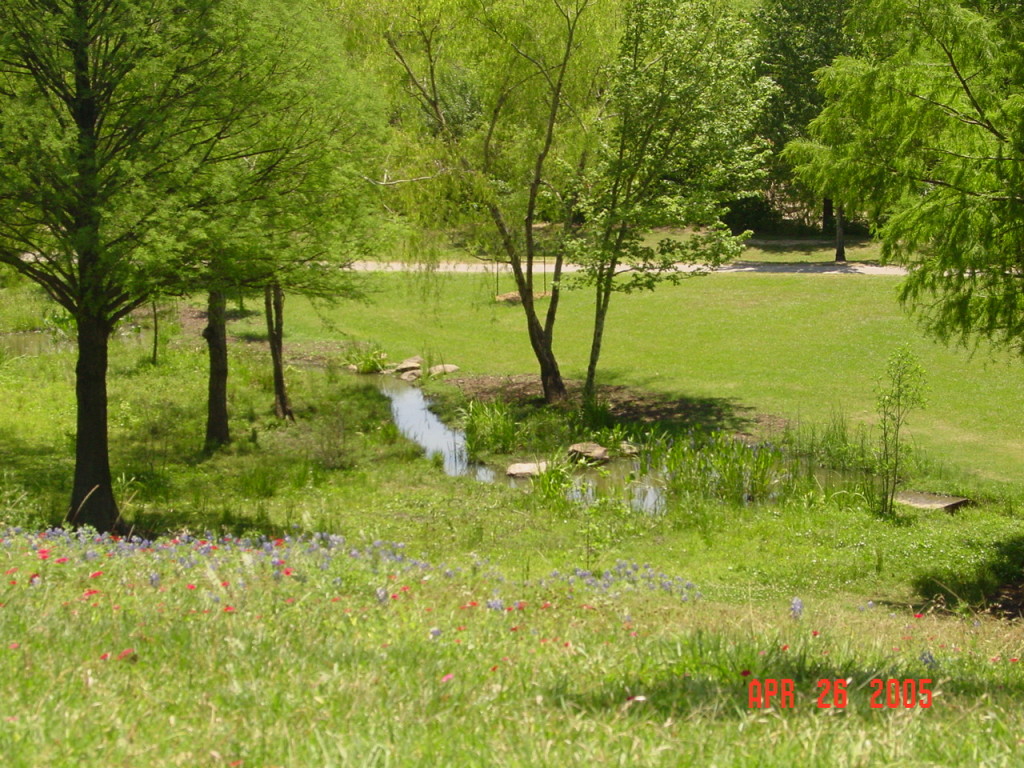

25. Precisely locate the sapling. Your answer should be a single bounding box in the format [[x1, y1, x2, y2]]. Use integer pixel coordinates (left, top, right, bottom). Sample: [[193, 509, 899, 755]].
[[875, 347, 927, 516]]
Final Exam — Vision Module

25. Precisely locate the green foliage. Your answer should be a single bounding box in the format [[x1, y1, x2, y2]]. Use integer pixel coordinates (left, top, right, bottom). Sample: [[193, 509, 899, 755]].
[[875, 347, 928, 517], [751, 0, 852, 224], [572, 0, 772, 394], [341, 341, 390, 374], [458, 399, 520, 457], [787, 0, 1024, 356]]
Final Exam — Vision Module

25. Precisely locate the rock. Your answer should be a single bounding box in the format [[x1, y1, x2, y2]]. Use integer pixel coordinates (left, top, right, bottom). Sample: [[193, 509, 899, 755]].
[[399, 369, 422, 382], [495, 291, 552, 304], [895, 491, 971, 512], [395, 356, 424, 373], [569, 442, 609, 462], [345, 363, 359, 372], [618, 441, 640, 457], [506, 461, 548, 477], [428, 364, 460, 376]]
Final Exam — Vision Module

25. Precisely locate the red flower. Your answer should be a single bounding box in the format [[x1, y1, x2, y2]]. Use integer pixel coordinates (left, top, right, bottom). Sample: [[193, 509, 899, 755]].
[[117, 648, 135, 661], [914, 613, 924, 618], [223, 605, 235, 613], [55, 558, 68, 564], [282, 569, 293, 577], [37, 549, 50, 560], [89, 571, 103, 579], [82, 589, 100, 597], [99, 652, 110, 660], [186, 584, 196, 590], [811, 630, 820, 637], [740, 670, 752, 677]]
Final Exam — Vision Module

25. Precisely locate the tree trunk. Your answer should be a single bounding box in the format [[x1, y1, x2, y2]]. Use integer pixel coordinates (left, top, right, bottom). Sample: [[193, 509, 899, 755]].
[[583, 269, 614, 401], [151, 300, 159, 365], [822, 197, 835, 235], [67, 313, 122, 532], [203, 290, 230, 451], [835, 204, 846, 262], [265, 282, 293, 420], [518, 287, 566, 403]]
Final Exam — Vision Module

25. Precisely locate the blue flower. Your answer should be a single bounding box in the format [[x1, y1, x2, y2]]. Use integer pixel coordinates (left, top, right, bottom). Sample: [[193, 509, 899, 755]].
[[790, 597, 804, 620]]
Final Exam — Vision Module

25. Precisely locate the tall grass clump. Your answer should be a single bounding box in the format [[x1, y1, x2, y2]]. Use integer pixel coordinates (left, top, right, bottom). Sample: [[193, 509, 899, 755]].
[[645, 432, 812, 507], [781, 412, 875, 472], [341, 340, 389, 373], [458, 399, 519, 456]]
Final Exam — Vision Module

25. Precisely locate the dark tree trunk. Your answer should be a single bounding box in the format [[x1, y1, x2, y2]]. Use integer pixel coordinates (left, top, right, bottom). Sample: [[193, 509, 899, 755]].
[[835, 205, 846, 262], [264, 282, 293, 420], [67, 313, 122, 532], [151, 300, 159, 365], [822, 197, 835, 235], [203, 290, 230, 451], [65, 10, 122, 533], [518, 290, 566, 403]]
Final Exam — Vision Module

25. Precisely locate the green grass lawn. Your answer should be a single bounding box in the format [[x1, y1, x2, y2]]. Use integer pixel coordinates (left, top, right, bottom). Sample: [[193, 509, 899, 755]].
[[235, 269, 1022, 487], [2, 256, 1024, 766]]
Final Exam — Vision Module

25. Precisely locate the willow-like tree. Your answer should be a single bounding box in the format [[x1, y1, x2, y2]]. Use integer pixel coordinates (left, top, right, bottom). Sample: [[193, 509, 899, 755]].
[[374, 0, 767, 402], [787, 0, 1024, 354], [0, 0, 352, 531]]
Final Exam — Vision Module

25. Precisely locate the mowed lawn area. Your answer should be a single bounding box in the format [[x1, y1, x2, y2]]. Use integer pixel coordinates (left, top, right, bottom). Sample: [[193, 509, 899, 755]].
[[249, 268, 1023, 485]]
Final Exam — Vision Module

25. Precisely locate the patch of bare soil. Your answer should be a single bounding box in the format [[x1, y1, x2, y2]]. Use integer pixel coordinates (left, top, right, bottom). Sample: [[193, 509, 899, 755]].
[[444, 373, 786, 437], [984, 583, 1024, 620]]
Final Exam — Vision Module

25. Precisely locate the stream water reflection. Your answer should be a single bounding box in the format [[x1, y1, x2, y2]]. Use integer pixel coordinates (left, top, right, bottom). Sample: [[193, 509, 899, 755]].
[[373, 376, 665, 511]]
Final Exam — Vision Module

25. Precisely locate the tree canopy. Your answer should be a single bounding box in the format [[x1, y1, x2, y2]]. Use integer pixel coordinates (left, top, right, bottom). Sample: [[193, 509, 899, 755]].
[[787, 0, 1024, 355], [0, 0, 373, 530]]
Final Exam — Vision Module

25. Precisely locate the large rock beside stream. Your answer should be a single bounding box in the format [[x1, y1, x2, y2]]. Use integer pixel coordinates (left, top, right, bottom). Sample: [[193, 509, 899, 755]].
[[568, 442, 609, 463], [506, 461, 548, 478], [428, 364, 460, 376], [395, 356, 424, 373]]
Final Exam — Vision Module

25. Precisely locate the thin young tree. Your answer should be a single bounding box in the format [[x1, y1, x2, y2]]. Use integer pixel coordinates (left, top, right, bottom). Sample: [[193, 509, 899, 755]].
[[574, 0, 771, 399]]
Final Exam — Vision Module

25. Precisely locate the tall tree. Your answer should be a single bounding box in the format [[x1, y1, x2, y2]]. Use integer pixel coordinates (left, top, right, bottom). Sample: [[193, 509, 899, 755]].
[[0, 0, 344, 530], [184, 12, 376, 452], [787, 0, 1024, 356], [376, 0, 612, 403]]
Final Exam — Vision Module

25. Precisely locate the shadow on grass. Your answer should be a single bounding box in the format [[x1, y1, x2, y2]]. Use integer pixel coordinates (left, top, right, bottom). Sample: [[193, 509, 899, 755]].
[[549, 640, 1024, 720], [0, 426, 73, 493], [592, 370, 753, 434], [743, 236, 874, 254], [912, 535, 1024, 614]]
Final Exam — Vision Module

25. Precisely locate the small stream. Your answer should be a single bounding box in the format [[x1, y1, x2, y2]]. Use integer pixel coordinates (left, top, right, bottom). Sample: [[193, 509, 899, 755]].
[[375, 376, 497, 482], [374, 376, 666, 511]]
